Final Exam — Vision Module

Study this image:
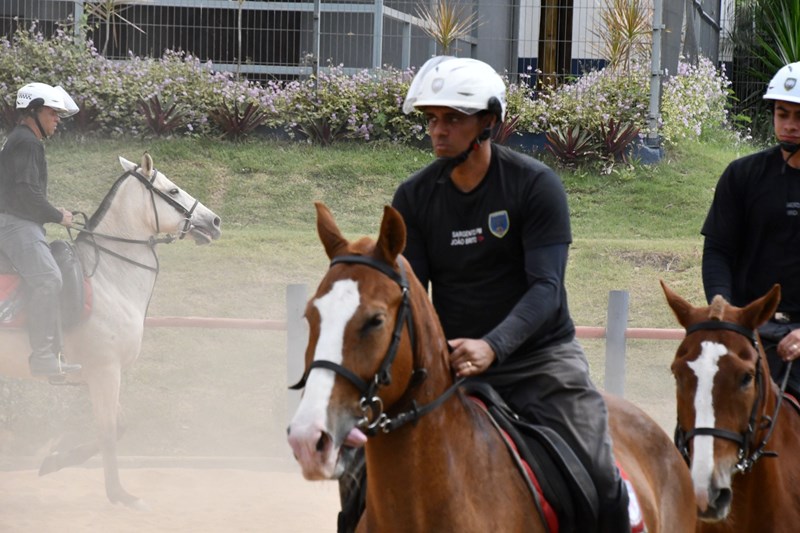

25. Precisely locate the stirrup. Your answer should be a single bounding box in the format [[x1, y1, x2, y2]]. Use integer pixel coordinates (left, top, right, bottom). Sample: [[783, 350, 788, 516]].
[[29, 352, 82, 378]]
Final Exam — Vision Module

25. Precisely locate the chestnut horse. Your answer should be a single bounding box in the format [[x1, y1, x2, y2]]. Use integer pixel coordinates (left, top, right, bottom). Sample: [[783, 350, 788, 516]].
[[287, 202, 695, 532], [662, 281, 800, 532]]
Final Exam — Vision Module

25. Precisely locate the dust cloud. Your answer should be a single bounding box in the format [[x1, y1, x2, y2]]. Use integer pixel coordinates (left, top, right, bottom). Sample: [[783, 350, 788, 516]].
[[0, 302, 341, 532]]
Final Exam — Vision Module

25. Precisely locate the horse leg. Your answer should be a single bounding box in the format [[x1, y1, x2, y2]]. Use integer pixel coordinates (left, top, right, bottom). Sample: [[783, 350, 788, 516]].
[[38, 425, 127, 476], [86, 366, 145, 509]]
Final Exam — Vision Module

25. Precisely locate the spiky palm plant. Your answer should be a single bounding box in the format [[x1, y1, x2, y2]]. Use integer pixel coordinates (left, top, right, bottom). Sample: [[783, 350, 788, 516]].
[[415, 0, 479, 55], [595, 0, 652, 71]]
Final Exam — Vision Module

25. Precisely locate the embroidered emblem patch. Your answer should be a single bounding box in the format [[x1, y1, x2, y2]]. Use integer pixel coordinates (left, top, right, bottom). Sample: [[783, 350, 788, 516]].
[[785, 77, 797, 91], [488, 210, 509, 238]]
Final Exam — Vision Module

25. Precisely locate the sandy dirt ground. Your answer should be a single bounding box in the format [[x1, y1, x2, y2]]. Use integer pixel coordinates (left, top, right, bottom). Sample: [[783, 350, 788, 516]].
[[0, 462, 341, 533]]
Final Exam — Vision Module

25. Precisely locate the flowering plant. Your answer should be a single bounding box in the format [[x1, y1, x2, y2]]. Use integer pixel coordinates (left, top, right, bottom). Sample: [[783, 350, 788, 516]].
[[0, 22, 732, 150]]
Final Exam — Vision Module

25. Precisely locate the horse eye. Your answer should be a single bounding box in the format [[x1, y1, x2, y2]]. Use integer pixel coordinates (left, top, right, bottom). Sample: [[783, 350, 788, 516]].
[[169, 188, 179, 195], [362, 314, 384, 333], [741, 372, 754, 389]]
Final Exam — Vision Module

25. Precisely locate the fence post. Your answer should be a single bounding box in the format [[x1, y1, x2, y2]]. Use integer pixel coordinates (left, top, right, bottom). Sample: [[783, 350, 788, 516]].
[[604, 290, 630, 397], [286, 284, 308, 422]]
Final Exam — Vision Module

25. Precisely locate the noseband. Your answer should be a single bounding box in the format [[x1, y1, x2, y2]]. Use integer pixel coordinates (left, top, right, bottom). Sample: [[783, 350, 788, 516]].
[[674, 320, 791, 473], [289, 254, 463, 436]]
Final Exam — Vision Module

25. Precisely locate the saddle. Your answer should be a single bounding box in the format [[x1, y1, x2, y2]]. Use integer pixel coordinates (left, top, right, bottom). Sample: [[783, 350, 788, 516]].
[[0, 240, 91, 329], [464, 381, 645, 533]]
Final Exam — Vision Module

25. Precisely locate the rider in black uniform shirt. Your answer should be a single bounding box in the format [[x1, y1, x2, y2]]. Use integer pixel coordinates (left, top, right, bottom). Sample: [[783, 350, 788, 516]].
[[702, 61, 800, 397], [390, 56, 631, 533]]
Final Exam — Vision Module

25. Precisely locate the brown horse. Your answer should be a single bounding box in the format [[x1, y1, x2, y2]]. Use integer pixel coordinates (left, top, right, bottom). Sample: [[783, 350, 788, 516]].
[[287, 202, 695, 532], [662, 281, 800, 532]]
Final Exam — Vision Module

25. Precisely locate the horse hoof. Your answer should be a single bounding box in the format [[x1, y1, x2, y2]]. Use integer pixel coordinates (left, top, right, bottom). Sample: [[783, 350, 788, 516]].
[[127, 499, 150, 512], [38, 454, 63, 476]]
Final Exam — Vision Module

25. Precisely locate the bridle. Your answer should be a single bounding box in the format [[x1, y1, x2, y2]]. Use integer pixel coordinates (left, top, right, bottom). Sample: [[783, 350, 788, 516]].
[[289, 254, 464, 436], [674, 320, 792, 473], [70, 168, 198, 275]]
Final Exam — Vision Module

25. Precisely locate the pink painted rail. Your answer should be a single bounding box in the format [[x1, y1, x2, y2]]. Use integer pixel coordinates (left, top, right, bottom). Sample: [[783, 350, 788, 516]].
[[144, 286, 686, 400]]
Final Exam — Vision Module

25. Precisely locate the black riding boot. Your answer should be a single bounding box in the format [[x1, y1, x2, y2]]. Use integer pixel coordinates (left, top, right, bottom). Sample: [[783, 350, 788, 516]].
[[598, 478, 632, 533], [27, 291, 80, 377]]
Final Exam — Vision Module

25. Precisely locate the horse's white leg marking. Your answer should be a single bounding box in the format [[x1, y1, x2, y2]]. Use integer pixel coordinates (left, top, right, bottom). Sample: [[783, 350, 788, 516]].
[[288, 279, 359, 477], [688, 340, 728, 501]]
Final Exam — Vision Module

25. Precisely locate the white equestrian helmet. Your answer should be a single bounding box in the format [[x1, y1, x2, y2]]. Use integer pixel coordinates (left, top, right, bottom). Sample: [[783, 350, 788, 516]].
[[403, 56, 507, 121], [764, 62, 800, 105], [16, 82, 79, 117]]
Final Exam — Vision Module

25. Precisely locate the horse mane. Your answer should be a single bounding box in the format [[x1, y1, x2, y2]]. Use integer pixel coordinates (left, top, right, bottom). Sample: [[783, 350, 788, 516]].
[[708, 295, 728, 322], [397, 254, 452, 378], [78, 172, 130, 235]]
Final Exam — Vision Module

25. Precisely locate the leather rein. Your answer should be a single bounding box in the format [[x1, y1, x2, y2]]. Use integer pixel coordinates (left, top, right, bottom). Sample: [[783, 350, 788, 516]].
[[674, 320, 793, 473], [69, 168, 198, 275], [289, 254, 464, 436]]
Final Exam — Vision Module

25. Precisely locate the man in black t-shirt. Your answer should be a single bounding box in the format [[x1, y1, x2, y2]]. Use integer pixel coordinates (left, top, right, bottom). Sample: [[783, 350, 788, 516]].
[[0, 82, 81, 378], [702, 62, 800, 397], [337, 56, 632, 533]]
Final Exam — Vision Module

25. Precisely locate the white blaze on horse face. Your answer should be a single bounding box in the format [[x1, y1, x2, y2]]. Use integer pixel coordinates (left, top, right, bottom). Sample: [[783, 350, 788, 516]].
[[292, 279, 360, 432], [688, 340, 728, 495]]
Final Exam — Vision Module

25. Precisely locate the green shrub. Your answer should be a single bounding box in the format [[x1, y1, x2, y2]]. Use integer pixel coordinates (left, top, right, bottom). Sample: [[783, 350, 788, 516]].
[[0, 20, 733, 154]]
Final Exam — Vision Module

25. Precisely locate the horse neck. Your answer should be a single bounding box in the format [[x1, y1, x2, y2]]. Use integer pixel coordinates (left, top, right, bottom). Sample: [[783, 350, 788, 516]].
[[362, 281, 536, 529], [407, 283, 456, 396], [735, 376, 800, 499], [77, 180, 161, 304], [366, 283, 476, 470]]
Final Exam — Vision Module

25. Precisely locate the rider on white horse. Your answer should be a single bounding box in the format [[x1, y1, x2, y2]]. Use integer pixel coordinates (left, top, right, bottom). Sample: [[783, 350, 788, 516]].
[[0, 82, 82, 378]]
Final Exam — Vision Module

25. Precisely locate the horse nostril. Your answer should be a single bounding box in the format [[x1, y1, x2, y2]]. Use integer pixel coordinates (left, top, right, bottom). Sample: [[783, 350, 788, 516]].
[[716, 488, 732, 510], [213, 217, 221, 227], [316, 432, 331, 453]]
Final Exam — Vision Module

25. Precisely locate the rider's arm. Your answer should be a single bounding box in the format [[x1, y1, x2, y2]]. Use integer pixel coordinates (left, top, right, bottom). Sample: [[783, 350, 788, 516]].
[[391, 186, 430, 289], [6, 139, 63, 224], [13, 181, 63, 224], [702, 235, 734, 304], [482, 243, 568, 364]]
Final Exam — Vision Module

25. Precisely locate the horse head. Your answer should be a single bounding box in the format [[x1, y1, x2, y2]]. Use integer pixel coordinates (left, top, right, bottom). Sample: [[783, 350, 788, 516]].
[[287, 202, 450, 481], [661, 280, 781, 521], [117, 153, 221, 244]]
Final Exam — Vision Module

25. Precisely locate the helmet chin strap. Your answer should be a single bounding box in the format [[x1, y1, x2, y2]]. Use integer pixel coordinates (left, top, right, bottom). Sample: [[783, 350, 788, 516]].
[[779, 141, 800, 173], [447, 127, 493, 168], [32, 113, 47, 139], [22, 107, 48, 139]]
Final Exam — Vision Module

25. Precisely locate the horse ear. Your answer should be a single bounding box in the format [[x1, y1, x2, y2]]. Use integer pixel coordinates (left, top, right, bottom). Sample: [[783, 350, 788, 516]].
[[660, 280, 696, 328], [118, 156, 135, 172], [141, 152, 153, 175], [741, 283, 781, 329], [375, 205, 406, 264], [315, 202, 349, 259]]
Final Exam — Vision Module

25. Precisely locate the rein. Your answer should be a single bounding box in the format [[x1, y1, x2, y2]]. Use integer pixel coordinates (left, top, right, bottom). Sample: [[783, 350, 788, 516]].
[[68, 169, 197, 275], [675, 320, 792, 473], [289, 254, 464, 436]]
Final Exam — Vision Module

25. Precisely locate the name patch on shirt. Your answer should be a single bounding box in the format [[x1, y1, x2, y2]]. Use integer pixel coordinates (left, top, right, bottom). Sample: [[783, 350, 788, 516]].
[[488, 210, 510, 238], [788, 201, 800, 216], [450, 227, 483, 246]]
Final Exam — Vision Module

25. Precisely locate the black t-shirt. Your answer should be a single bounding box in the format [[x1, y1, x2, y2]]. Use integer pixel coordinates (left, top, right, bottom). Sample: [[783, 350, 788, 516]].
[[0, 124, 62, 225], [702, 146, 800, 310], [392, 144, 575, 364]]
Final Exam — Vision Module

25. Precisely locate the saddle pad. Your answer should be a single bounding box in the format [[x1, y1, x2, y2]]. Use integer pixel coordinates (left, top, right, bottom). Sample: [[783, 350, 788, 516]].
[[0, 240, 92, 329], [464, 380, 599, 533], [470, 396, 560, 533], [0, 274, 23, 326]]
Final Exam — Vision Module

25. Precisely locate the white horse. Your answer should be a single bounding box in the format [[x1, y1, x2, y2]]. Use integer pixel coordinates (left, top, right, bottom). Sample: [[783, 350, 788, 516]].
[[0, 153, 221, 508]]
